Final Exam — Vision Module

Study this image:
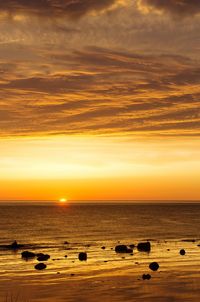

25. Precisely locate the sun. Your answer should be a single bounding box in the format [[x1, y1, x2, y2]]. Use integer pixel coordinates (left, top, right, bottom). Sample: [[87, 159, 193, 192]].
[[59, 198, 67, 204]]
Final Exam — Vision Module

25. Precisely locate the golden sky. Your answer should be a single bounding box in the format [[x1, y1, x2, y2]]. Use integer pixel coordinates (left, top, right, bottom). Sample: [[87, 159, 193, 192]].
[[0, 0, 200, 201]]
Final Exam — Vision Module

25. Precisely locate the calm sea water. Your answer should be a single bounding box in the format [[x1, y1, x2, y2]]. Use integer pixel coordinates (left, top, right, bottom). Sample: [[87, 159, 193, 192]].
[[0, 203, 199, 302]]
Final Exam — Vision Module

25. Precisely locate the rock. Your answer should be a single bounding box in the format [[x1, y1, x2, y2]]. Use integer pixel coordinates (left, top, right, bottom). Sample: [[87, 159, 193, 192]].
[[115, 245, 133, 253], [137, 242, 151, 252], [78, 252, 87, 261], [35, 263, 46, 270], [64, 241, 69, 244], [180, 249, 186, 255], [129, 244, 135, 249], [149, 262, 159, 271], [142, 274, 151, 280], [37, 253, 50, 261], [101, 246, 106, 250], [10, 241, 22, 250], [21, 251, 36, 259]]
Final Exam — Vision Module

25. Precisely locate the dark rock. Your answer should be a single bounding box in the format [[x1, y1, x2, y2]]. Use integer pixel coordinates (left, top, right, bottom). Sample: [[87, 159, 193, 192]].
[[137, 242, 151, 252], [64, 255, 68, 258], [35, 263, 46, 270], [37, 253, 50, 261], [70, 273, 75, 276], [21, 251, 36, 259], [182, 239, 196, 243], [64, 241, 69, 244], [78, 252, 87, 261], [101, 246, 106, 250], [115, 245, 133, 253], [142, 274, 151, 280], [149, 262, 159, 271], [10, 241, 22, 250], [180, 249, 186, 255], [129, 244, 135, 249]]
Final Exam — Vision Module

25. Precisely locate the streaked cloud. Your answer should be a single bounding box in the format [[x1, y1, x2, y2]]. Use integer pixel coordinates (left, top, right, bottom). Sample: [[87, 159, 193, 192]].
[[0, 47, 199, 137], [137, 0, 200, 17], [0, 0, 124, 19]]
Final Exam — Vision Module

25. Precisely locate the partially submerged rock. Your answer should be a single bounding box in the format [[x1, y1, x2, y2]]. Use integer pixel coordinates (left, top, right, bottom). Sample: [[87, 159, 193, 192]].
[[115, 245, 133, 253], [21, 251, 36, 259], [180, 249, 186, 256], [35, 263, 46, 270], [79, 252, 87, 261], [149, 262, 159, 271], [37, 253, 50, 261], [142, 274, 151, 280], [137, 242, 151, 252], [10, 241, 23, 250]]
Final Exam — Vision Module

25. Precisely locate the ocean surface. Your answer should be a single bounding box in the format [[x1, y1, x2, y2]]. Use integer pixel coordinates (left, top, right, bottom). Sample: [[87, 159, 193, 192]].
[[0, 203, 199, 302]]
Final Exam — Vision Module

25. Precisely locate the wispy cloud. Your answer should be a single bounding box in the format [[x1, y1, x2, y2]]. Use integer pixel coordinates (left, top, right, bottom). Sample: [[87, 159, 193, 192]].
[[0, 0, 123, 19], [0, 47, 199, 137], [137, 0, 200, 17]]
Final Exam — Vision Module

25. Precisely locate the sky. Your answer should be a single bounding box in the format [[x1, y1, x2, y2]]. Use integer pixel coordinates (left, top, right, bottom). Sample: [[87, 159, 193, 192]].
[[0, 0, 200, 201]]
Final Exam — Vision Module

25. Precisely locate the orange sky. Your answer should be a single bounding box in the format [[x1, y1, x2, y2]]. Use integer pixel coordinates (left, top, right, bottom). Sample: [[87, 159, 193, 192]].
[[0, 136, 199, 201], [0, 0, 200, 201]]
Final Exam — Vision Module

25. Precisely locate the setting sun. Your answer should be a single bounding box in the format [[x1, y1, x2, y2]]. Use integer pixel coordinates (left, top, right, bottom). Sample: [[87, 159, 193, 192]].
[[59, 198, 67, 203]]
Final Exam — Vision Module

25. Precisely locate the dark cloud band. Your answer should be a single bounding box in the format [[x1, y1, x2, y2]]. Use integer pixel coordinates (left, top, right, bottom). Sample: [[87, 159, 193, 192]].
[[0, 0, 119, 19], [138, 0, 200, 16]]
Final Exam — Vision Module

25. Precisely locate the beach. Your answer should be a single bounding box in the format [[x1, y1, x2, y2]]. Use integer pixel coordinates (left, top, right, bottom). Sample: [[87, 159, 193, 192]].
[[0, 203, 200, 302]]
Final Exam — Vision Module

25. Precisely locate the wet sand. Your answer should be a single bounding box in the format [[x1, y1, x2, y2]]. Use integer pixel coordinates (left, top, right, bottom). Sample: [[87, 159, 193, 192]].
[[0, 239, 200, 302]]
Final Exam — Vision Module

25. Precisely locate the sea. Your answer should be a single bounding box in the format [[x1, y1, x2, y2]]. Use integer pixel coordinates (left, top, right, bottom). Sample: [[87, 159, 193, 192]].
[[0, 202, 199, 302]]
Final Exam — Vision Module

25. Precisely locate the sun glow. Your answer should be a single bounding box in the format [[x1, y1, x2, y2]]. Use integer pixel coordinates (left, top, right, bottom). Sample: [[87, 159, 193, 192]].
[[59, 198, 67, 203]]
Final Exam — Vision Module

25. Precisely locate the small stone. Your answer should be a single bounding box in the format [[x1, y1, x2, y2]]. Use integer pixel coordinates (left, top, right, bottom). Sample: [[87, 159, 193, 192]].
[[35, 263, 46, 270], [21, 251, 36, 259], [101, 246, 106, 250], [115, 245, 133, 253], [78, 252, 87, 261], [149, 262, 159, 271], [37, 254, 50, 261], [137, 242, 151, 252], [180, 249, 186, 255], [142, 274, 151, 280]]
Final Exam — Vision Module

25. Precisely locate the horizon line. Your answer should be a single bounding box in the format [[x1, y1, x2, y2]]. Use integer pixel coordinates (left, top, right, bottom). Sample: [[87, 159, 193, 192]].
[[0, 199, 200, 203]]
